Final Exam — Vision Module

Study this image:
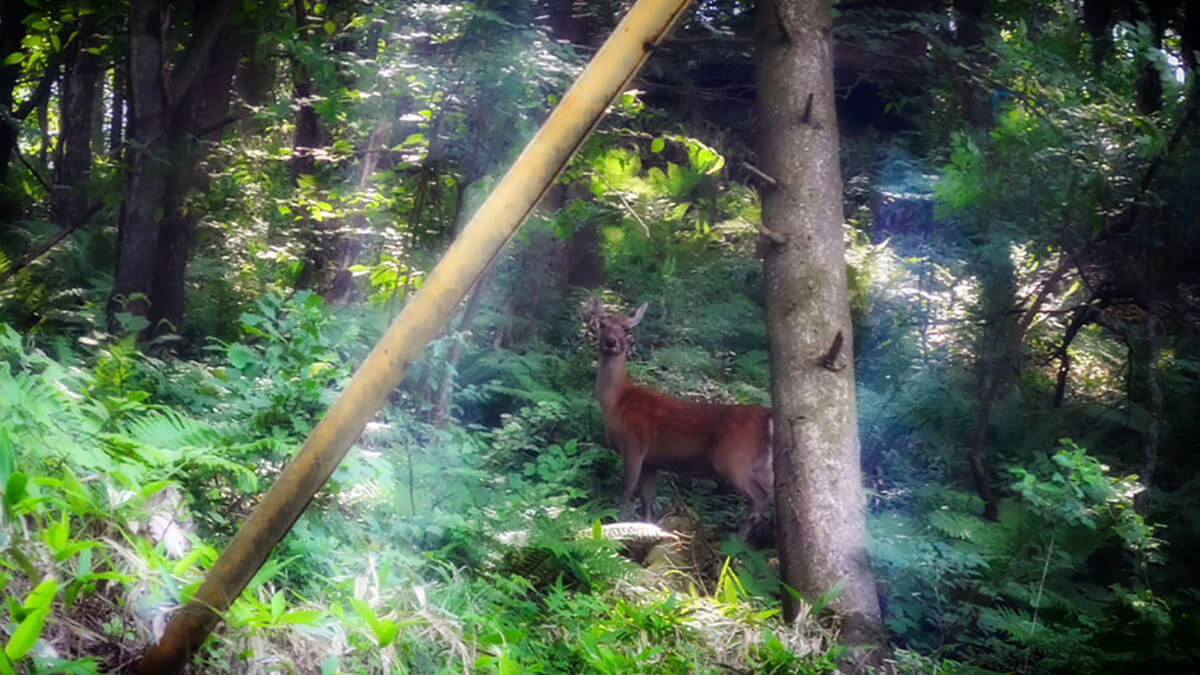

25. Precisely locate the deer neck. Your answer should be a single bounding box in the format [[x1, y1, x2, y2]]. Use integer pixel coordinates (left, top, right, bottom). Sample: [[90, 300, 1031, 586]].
[[596, 350, 632, 415]]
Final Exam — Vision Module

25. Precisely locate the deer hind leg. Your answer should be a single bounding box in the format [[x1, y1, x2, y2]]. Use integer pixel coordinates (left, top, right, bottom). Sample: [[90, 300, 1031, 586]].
[[745, 435, 776, 538], [716, 456, 761, 539], [724, 447, 773, 541]]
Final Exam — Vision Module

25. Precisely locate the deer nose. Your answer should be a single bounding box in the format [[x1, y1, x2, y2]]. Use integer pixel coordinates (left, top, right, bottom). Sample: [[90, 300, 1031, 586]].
[[604, 337, 618, 350]]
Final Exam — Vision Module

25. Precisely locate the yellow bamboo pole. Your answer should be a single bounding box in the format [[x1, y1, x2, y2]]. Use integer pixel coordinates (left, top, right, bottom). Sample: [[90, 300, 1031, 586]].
[[136, 0, 694, 671]]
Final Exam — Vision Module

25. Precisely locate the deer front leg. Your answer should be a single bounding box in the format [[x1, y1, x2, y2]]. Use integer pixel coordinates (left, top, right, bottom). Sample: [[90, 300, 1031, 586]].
[[619, 447, 646, 521], [637, 468, 659, 520]]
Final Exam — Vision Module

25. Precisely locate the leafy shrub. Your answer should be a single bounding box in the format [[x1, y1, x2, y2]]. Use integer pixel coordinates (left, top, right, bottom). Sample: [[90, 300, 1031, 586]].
[[872, 440, 1168, 672]]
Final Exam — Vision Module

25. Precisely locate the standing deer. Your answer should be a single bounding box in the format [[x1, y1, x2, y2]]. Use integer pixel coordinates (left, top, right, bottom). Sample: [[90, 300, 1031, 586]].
[[588, 298, 773, 538]]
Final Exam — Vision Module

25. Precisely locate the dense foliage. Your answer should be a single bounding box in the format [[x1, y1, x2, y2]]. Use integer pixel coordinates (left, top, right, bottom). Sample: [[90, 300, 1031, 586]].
[[2, 0, 1198, 672]]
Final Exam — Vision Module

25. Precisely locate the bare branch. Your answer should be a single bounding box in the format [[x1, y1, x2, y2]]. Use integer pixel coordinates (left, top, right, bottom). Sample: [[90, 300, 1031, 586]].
[[0, 201, 104, 286]]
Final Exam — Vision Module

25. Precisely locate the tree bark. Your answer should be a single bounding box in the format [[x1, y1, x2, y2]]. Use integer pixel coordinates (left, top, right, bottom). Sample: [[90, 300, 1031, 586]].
[[756, 0, 885, 667], [52, 8, 103, 229], [290, 0, 323, 182], [1083, 0, 1115, 71], [109, 0, 237, 336], [953, 0, 993, 129], [290, 0, 334, 291], [110, 0, 172, 328], [109, 63, 125, 160], [0, 0, 32, 192], [151, 22, 241, 334], [1134, 12, 1165, 115]]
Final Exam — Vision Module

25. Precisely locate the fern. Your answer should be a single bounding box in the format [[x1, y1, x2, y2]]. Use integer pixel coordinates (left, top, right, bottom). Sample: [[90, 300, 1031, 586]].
[[118, 408, 222, 449]]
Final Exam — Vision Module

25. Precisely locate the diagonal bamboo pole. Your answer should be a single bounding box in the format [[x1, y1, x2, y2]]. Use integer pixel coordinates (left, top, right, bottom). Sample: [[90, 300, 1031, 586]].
[[136, 0, 694, 671]]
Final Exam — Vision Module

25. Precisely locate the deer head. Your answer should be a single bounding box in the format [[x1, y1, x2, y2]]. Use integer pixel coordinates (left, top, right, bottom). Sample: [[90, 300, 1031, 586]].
[[588, 298, 647, 357]]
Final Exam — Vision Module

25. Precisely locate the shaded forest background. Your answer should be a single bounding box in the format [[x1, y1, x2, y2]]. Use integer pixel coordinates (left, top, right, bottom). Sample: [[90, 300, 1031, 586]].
[[2, 0, 1199, 672]]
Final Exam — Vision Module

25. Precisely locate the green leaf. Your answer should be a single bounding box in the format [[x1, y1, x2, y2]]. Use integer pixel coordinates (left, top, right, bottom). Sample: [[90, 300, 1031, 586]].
[[809, 578, 846, 616], [270, 591, 286, 622], [350, 598, 380, 633], [1, 52, 22, 66], [374, 619, 398, 647], [4, 609, 48, 661], [279, 609, 323, 625], [76, 547, 92, 578], [498, 649, 520, 675], [2, 472, 25, 514], [52, 540, 97, 562], [650, 138, 665, 153], [323, 21, 336, 34], [0, 428, 13, 487], [23, 579, 59, 613], [227, 344, 254, 370]]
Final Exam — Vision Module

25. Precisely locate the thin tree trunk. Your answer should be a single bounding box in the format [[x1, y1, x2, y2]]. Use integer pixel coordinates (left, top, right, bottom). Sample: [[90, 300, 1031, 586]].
[[953, 0, 992, 128], [1053, 293, 1112, 407], [428, 268, 493, 428], [290, 0, 331, 291], [52, 8, 102, 229], [756, 0, 885, 666], [1135, 17, 1165, 114], [1141, 311, 1163, 490], [969, 256, 1069, 519], [109, 64, 125, 160], [326, 120, 393, 303], [1127, 306, 1166, 492]]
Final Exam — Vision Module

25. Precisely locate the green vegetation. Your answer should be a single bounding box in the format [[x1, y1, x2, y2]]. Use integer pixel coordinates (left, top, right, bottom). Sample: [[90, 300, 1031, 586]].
[[3, 0, 1200, 672]]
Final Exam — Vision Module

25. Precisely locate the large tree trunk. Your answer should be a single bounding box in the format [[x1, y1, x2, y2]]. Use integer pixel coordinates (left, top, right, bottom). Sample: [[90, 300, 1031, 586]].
[[52, 8, 103, 229], [756, 0, 885, 667], [1083, 0, 1115, 71], [1134, 11, 1165, 115], [109, 0, 237, 337], [110, 0, 172, 329], [953, 0, 992, 128], [0, 0, 33, 218], [151, 20, 241, 334]]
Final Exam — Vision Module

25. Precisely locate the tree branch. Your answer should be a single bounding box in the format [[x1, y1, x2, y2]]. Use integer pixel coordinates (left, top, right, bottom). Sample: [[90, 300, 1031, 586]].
[[12, 56, 61, 122], [13, 146, 51, 194], [0, 201, 103, 286], [167, 0, 236, 104]]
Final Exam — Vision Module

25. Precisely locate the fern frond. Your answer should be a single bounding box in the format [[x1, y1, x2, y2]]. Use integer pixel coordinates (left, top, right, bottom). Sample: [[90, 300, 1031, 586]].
[[928, 510, 988, 541], [119, 408, 221, 449]]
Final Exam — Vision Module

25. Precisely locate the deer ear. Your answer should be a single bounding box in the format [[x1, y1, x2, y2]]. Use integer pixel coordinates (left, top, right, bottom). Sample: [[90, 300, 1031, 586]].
[[628, 302, 648, 327], [585, 296, 604, 331]]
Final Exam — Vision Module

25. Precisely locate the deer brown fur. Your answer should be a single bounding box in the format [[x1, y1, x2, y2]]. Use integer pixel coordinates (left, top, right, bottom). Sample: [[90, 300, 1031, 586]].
[[588, 298, 773, 538]]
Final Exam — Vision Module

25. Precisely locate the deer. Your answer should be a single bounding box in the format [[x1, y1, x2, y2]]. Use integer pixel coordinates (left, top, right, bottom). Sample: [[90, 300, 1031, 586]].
[[587, 298, 774, 539]]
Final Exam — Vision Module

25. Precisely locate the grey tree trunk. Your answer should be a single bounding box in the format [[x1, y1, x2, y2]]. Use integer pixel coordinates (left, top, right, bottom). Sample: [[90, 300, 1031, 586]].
[[755, 0, 885, 666]]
